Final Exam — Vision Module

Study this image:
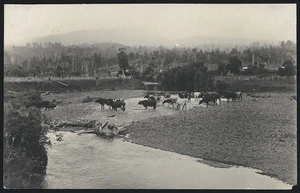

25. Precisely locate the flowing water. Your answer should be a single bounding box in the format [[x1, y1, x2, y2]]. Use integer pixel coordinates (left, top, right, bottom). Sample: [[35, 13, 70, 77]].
[[44, 131, 291, 189]]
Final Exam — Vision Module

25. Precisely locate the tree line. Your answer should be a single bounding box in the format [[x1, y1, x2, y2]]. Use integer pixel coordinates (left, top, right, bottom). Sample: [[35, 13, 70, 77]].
[[4, 40, 296, 79]]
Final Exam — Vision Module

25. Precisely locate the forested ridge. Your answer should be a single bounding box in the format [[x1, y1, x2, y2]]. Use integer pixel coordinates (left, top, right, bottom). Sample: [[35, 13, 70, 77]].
[[4, 40, 296, 78]]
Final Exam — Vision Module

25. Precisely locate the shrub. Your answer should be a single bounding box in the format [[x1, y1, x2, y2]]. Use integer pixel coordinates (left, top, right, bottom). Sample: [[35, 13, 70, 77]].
[[3, 92, 48, 189]]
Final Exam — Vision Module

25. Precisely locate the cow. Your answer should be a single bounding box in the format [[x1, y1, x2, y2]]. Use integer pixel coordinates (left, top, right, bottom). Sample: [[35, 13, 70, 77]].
[[138, 100, 156, 110], [144, 94, 150, 99], [193, 92, 206, 101], [193, 92, 200, 101], [235, 92, 243, 101], [205, 92, 222, 104], [199, 95, 217, 107], [145, 95, 161, 103], [162, 98, 177, 107], [105, 99, 115, 109], [110, 100, 126, 111], [95, 98, 107, 109], [176, 98, 188, 110], [222, 91, 239, 102]]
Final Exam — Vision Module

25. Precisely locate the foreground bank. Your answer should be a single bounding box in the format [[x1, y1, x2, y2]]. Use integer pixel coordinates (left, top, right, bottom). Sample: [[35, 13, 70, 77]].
[[127, 92, 297, 185]]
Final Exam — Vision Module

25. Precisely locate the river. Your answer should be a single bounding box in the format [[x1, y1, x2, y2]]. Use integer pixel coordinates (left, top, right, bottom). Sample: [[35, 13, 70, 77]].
[[44, 131, 291, 189]]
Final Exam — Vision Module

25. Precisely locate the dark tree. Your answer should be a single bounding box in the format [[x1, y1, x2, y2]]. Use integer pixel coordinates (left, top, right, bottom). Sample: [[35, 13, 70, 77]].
[[117, 48, 130, 77], [226, 57, 242, 75], [278, 60, 296, 84]]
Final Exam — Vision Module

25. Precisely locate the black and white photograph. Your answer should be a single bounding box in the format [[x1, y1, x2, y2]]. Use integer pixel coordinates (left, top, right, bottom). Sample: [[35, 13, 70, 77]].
[[3, 3, 297, 189]]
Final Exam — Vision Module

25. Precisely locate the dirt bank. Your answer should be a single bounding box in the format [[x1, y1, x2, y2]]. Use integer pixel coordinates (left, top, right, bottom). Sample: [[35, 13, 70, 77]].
[[127, 92, 297, 185], [4, 78, 144, 93]]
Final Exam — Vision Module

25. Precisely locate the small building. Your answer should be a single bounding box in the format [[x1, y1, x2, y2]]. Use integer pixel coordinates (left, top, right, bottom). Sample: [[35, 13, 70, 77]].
[[142, 81, 159, 91], [241, 66, 249, 71]]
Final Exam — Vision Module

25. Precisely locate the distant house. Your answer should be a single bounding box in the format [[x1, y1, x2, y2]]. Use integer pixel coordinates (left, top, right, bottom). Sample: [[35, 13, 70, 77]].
[[241, 67, 249, 71], [142, 81, 159, 91], [110, 71, 118, 77]]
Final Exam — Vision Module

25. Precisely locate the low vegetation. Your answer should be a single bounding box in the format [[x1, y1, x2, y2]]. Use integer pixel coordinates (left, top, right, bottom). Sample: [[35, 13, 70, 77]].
[[3, 92, 49, 188]]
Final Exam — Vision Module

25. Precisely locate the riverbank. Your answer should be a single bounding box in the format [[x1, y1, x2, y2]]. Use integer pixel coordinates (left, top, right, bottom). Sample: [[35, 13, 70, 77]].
[[4, 79, 297, 185], [4, 78, 144, 93], [127, 91, 297, 185]]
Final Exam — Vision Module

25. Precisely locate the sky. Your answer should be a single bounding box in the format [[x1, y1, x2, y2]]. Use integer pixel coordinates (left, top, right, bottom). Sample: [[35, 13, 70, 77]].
[[4, 4, 297, 46]]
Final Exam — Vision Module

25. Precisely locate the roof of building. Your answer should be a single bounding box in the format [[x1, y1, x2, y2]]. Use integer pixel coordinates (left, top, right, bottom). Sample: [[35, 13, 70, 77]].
[[142, 81, 159, 85]]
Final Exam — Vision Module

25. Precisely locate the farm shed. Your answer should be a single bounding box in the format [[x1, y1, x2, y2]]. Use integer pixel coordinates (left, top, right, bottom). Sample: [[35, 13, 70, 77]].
[[142, 81, 160, 91]]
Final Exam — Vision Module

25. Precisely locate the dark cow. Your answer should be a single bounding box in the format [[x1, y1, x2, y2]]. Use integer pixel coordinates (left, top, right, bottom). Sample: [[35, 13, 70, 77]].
[[138, 100, 156, 110], [199, 95, 217, 107], [105, 99, 114, 109], [205, 92, 222, 104], [145, 95, 161, 103], [162, 98, 177, 107], [222, 91, 239, 101], [95, 98, 107, 109], [165, 94, 171, 98], [111, 101, 126, 111], [178, 92, 191, 99]]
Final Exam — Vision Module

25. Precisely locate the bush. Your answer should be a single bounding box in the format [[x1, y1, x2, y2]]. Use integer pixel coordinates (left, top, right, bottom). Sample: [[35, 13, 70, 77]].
[[5, 66, 28, 77], [3, 92, 48, 189]]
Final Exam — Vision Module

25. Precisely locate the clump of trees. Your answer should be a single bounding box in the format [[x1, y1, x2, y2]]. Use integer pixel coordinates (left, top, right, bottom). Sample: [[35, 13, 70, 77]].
[[4, 92, 49, 188], [277, 60, 296, 84], [117, 47, 141, 79], [159, 62, 214, 91]]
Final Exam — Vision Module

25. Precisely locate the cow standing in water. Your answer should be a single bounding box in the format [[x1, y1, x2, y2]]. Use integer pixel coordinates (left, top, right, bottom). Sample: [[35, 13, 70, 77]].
[[95, 98, 107, 109], [111, 100, 126, 111]]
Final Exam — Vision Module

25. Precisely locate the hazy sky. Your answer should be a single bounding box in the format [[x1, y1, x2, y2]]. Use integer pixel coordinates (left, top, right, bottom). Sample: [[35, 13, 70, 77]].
[[4, 4, 296, 45]]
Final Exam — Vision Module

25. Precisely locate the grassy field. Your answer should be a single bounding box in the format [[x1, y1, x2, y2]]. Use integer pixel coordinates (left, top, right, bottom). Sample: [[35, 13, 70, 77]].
[[127, 92, 297, 185]]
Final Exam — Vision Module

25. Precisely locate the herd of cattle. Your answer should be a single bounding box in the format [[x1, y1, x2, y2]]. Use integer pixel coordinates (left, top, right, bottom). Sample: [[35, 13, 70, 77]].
[[92, 90, 244, 112], [27, 90, 296, 112]]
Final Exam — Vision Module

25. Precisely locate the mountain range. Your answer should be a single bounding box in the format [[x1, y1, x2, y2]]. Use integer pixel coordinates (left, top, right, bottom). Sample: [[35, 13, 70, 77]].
[[29, 26, 280, 48]]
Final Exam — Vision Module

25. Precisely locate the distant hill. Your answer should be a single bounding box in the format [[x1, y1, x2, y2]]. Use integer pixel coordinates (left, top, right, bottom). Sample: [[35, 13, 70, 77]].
[[30, 27, 280, 48], [34, 27, 168, 47]]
